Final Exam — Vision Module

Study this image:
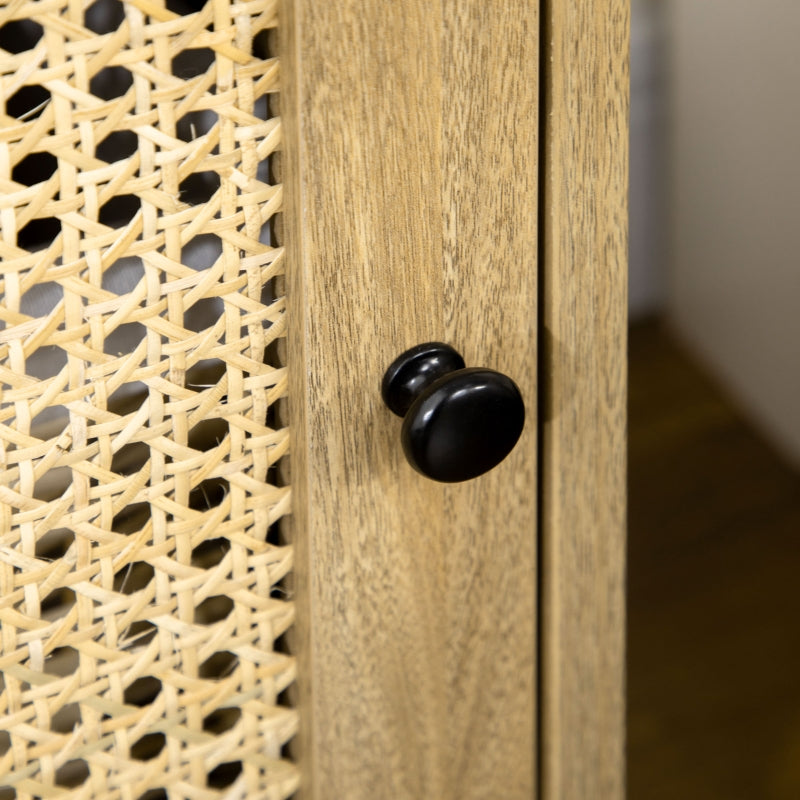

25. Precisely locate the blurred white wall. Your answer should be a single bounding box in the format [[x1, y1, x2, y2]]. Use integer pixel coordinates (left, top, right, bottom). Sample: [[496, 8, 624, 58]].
[[668, 0, 800, 465], [629, 0, 667, 319]]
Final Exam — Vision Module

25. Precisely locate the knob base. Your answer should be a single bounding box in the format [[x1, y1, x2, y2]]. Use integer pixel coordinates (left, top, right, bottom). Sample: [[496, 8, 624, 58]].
[[381, 342, 465, 417]]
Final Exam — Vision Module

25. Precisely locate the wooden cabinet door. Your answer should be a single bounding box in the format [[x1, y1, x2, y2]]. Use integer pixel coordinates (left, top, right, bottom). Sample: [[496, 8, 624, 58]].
[[279, 1, 627, 798]]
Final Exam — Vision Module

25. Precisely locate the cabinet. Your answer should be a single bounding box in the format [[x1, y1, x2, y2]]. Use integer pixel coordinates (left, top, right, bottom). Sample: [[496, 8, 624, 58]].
[[280, 1, 628, 798], [0, 0, 626, 797]]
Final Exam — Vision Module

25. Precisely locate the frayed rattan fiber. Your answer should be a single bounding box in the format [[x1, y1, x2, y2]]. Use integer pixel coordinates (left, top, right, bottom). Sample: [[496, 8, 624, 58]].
[[0, 0, 297, 798]]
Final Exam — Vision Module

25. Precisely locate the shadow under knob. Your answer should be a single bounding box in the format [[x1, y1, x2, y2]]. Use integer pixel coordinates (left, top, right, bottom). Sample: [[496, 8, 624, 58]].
[[382, 342, 525, 483]]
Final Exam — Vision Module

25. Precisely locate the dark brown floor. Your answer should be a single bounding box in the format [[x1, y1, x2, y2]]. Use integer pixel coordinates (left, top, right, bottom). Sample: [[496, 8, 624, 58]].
[[628, 319, 800, 800]]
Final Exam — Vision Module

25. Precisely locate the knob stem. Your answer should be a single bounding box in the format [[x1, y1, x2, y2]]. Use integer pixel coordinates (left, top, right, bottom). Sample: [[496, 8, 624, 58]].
[[381, 342, 465, 417]]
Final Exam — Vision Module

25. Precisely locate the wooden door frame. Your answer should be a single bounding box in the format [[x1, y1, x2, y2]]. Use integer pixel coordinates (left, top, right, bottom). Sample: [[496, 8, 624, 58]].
[[540, 1, 628, 798]]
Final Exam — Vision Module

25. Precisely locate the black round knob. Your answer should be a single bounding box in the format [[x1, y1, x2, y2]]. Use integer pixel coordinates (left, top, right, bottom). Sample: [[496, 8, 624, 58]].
[[381, 342, 525, 482]]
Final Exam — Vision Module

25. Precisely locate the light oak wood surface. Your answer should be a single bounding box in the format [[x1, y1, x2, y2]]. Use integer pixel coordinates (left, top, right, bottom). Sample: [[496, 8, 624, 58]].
[[539, 1, 629, 798], [280, 1, 539, 798]]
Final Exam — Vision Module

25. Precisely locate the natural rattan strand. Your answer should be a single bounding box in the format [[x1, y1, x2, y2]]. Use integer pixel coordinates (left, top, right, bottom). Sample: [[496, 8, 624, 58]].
[[0, 1, 297, 797]]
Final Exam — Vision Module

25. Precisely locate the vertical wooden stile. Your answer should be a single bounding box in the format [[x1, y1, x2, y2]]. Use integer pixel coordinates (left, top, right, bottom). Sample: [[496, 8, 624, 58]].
[[539, 0, 629, 798], [280, 1, 539, 798]]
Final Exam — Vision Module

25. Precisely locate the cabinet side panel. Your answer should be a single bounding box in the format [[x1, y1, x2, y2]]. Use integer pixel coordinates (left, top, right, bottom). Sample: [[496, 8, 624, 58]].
[[540, 0, 629, 798]]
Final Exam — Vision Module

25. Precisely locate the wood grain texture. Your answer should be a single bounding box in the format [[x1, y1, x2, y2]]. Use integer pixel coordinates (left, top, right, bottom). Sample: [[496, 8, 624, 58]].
[[280, 1, 539, 798], [539, 0, 629, 798]]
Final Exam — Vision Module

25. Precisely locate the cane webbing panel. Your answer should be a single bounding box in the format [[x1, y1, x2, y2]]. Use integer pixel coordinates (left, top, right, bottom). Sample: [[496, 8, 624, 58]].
[[0, 1, 297, 797]]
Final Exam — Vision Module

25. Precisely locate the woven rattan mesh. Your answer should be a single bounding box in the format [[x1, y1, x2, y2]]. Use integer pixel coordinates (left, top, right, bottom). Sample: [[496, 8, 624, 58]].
[[0, 0, 297, 797]]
